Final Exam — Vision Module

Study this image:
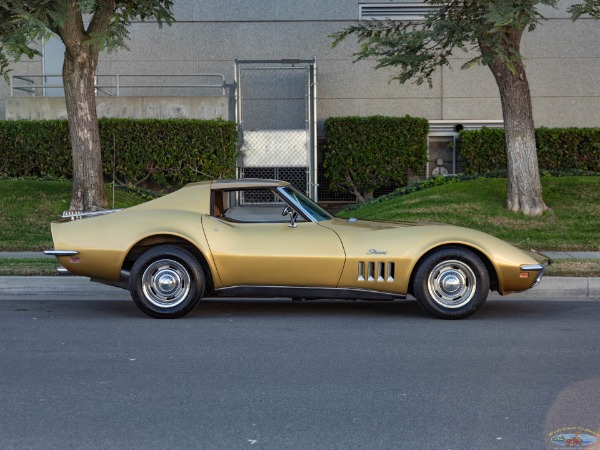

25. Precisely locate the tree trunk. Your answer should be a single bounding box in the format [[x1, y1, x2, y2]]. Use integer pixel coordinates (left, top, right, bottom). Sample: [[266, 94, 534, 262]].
[[346, 172, 373, 202], [60, 8, 106, 211], [483, 34, 547, 216]]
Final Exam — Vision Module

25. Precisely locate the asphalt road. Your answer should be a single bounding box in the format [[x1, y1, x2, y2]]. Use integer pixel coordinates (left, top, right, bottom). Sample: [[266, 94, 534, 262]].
[[0, 293, 598, 450]]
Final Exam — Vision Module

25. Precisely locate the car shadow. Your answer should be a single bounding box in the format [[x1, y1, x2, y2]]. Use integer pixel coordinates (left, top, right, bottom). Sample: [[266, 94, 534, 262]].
[[2, 297, 428, 320], [189, 298, 426, 319], [189, 297, 590, 319], [6, 296, 592, 321], [187, 297, 598, 322]]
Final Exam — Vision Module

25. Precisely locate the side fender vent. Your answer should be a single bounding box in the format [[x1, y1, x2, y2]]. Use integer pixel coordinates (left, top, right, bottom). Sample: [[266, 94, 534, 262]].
[[358, 261, 395, 282]]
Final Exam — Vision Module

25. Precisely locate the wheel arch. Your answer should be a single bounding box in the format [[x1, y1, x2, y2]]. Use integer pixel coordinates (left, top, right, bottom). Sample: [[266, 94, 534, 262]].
[[408, 244, 499, 297], [122, 234, 216, 292]]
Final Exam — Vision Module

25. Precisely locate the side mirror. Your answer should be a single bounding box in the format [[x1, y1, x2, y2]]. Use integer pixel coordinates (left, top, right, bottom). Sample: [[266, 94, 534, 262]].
[[282, 206, 298, 228]]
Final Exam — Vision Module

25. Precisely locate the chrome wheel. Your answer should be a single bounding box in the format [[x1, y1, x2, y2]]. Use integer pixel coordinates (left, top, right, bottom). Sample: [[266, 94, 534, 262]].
[[427, 259, 477, 309], [130, 245, 205, 318], [414, 247, 489, 319], [141, 259, 191, 308]]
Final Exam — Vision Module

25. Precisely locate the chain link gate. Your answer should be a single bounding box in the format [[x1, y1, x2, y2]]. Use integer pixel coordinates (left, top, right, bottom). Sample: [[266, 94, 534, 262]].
[[234, 59, 317, 203]]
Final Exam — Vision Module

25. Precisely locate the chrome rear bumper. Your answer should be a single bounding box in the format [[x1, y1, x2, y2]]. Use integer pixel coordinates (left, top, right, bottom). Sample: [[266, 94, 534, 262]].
[[44, 250, 79, 276], [44, 250, 79, 257]]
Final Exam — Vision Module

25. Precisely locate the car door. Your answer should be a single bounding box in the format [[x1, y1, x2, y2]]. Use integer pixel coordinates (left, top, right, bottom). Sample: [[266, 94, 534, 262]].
[[203, 215, 346, 288]]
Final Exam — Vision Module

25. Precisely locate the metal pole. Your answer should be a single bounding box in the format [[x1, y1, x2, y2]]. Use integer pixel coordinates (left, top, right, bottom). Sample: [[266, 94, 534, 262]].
[[305, 66, 311, 197], [311, 58, 318, 202], [452, 135, 457, 175], [234, 59, 241, 179]]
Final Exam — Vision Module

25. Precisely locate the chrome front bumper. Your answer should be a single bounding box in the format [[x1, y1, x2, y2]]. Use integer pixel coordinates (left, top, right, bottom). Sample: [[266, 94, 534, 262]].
[[520, 261, 550, 288]]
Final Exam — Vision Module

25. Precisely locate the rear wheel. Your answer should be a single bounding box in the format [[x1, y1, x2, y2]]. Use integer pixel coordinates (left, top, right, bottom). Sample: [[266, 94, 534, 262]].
[[413, 247, 490, 319], [129, 245, 205, 318]]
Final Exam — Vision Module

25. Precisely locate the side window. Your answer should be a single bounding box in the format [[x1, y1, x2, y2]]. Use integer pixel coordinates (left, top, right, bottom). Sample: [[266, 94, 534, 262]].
[[212, 191, 228, 217], [212, 188, 304, 223]]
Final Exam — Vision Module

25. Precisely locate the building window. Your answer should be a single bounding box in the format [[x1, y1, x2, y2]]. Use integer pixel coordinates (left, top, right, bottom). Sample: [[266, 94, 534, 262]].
[[43, 36, 65, 97]]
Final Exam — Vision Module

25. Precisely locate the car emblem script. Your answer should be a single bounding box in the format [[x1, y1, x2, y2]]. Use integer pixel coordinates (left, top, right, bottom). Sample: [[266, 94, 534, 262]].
[[367, 249, 388, 255]]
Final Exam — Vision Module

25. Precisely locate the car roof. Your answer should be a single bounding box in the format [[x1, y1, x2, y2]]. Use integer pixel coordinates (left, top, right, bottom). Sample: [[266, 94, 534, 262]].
[[209, 178, 290, 190]]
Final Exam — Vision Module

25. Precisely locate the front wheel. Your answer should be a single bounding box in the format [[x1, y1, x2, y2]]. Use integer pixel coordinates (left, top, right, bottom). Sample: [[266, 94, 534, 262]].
[[129, 245, 205, 318], [413, 247, 490, 319]]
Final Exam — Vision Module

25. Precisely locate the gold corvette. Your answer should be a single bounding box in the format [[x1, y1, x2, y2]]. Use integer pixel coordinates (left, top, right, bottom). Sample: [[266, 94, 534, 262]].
[[45, 179, 550, 319]]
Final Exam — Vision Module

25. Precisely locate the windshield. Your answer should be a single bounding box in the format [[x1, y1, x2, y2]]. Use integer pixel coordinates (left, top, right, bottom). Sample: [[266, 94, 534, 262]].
[[279, 186, 334, 222]]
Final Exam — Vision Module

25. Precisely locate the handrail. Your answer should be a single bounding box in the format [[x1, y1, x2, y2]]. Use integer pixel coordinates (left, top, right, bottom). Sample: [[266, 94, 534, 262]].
[[10, 73, 226, 97], [10, 75, 36, 96]]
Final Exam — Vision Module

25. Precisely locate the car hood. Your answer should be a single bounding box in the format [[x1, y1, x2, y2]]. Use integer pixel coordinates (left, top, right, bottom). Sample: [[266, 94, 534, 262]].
[[324, 217, 447, 230]]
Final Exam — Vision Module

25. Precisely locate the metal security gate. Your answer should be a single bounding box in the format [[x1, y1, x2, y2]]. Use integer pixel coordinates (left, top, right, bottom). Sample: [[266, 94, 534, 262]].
[[234, 59, 317, 201]]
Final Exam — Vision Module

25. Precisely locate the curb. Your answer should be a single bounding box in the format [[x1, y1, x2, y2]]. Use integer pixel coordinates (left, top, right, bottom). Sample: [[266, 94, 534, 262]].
[[0, 276, 129, 299], [0, 276, 598, 300], [0, 252, 54, 259], [489, 277, 600, 300]]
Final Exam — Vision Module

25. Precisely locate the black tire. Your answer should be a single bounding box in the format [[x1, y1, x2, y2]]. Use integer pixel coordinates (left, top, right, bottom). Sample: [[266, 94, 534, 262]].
[[413, 247, 490, 319], [129, 245, 205, 318]]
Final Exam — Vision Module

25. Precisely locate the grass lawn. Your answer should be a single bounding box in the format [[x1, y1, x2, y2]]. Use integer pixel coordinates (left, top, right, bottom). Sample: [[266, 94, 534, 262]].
[[0, 179, 147, 251], [0, 258, 58, 276], [545, 259, 600, 277], [338, 176, 600, 251]]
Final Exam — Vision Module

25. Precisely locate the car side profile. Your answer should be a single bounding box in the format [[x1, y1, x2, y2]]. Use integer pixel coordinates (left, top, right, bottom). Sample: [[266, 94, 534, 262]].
[[45, 179, 550, 319]]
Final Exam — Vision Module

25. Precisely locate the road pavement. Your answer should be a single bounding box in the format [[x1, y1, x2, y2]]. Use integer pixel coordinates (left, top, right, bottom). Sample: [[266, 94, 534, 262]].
[[0, 275, 598, 450], [0, 287, 598, 450]]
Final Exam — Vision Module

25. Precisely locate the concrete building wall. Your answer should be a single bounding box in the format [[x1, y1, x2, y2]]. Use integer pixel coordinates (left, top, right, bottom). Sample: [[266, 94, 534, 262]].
[[1, 0, 598, 131], [6, 96, 228, 121]]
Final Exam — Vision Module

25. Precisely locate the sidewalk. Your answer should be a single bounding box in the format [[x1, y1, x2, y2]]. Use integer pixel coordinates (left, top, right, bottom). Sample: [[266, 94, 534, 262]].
[[0, 252, 55, 259], [543, 251, 600, 260], [2, 251, 600, 259]]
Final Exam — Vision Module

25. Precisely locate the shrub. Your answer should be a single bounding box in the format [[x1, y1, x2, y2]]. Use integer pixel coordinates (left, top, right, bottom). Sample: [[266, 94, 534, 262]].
[[458, 127, 600, 174], [100, 118, 237, 187], [323, 115, 429, 202], [457, 128, 506, 174], [0, 118, 238, 188], [536, 127, 600, 172], [0, 120, 71, 178]]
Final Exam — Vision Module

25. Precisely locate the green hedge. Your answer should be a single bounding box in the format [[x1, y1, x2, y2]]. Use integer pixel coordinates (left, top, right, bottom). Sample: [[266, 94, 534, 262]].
[[323, 115, 429, 201], [0, 118, 238, 187], [459, 127, 600, 174], [0, 120, 71, 179]]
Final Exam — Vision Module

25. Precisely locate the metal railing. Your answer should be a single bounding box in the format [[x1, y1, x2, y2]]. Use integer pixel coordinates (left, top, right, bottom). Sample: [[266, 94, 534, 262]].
[[10, 73, 226, 97]]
